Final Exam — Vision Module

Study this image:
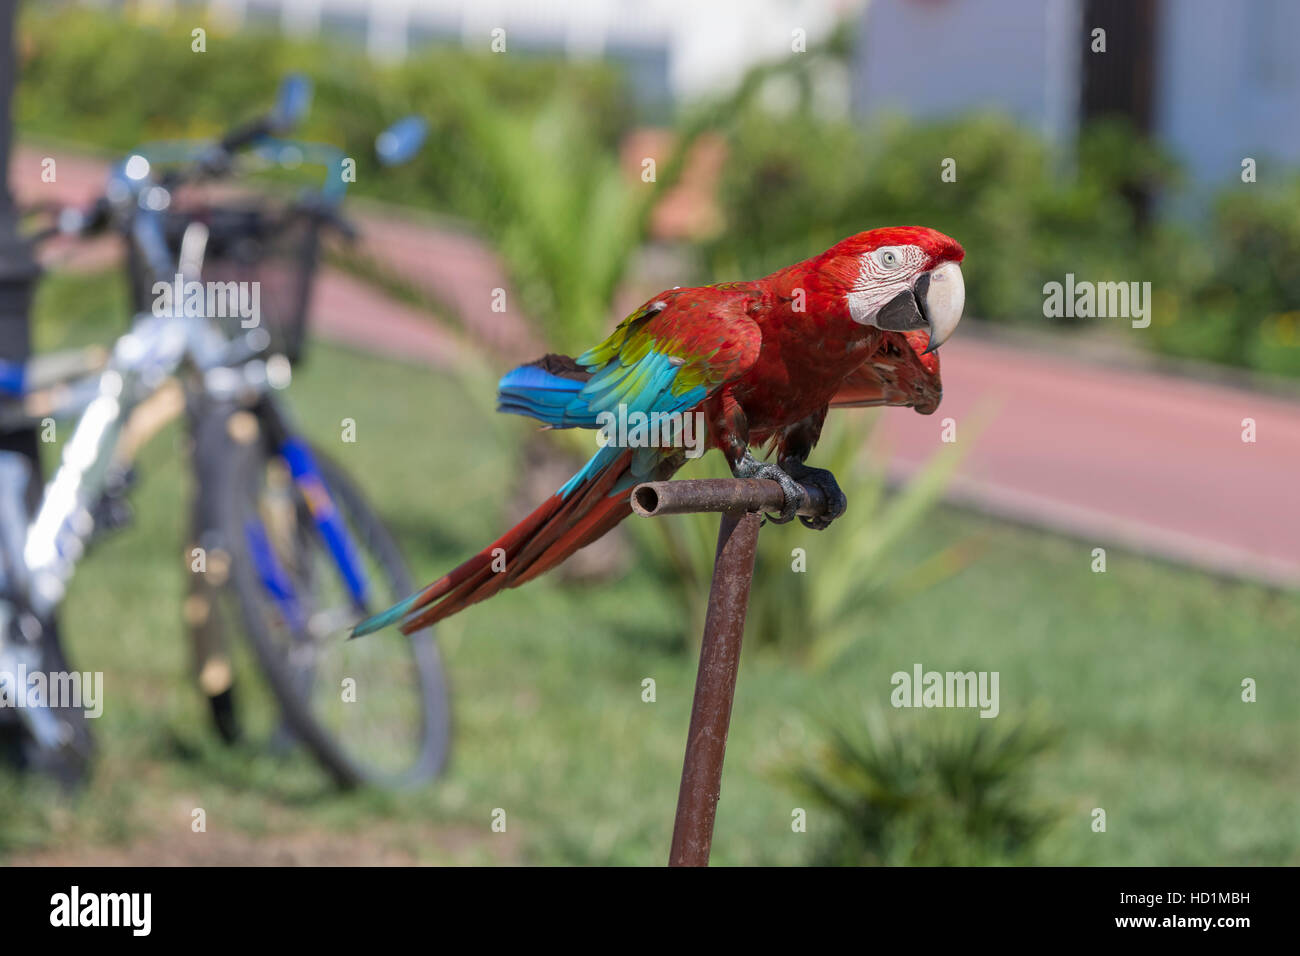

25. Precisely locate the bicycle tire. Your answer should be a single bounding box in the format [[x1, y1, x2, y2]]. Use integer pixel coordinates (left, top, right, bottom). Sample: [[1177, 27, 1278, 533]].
[[0, 438, 94, 787], [212, 414, 450, 788], [0, 614, 96, 788]]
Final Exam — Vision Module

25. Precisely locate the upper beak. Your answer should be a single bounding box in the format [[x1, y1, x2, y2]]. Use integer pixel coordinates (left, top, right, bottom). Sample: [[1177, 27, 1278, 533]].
[[871, 261, 966, 353], [918, 261, 965, 353]]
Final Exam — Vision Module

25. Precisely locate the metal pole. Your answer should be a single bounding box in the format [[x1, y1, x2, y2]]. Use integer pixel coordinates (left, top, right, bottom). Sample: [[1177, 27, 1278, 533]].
[[0, 0, 37, 296], [0, 0, 43, 510], [668, 507, 761, 866], [632, 476, 831, 866]]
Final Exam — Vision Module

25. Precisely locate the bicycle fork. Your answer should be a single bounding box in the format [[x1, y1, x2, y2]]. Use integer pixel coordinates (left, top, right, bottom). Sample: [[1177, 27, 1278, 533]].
[[245, 401, 371, 624]]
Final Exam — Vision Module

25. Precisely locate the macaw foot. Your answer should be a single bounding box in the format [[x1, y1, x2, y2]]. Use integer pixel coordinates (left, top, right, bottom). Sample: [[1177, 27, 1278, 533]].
[[782, 460, 848, 531], [731, 451, 804, 524]]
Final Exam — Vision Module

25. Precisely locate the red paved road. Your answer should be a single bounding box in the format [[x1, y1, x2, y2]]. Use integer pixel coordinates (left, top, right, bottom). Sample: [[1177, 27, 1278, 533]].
[[13, 146, 1300, 587], [877, 334, 1300, 587]]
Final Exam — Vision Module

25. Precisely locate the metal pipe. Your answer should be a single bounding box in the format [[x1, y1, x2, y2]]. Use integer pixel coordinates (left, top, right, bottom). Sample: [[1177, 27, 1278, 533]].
[[631, 477, 828, 519], [667, 508, 761, 866], [632, 477, 836, 866]]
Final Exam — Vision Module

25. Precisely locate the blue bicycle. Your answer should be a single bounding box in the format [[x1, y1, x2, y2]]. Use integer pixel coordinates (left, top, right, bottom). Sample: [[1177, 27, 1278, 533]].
[[1, 78, 449, 787]]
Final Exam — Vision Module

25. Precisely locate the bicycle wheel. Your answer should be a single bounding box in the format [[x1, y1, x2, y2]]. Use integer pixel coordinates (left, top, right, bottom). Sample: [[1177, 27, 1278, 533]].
[[212, 410, 449, 787], [0, 614, 95, 788]]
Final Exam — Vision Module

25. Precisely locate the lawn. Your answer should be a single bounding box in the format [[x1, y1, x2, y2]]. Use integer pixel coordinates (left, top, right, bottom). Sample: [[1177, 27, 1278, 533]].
[[1, 271, 1296, 865]]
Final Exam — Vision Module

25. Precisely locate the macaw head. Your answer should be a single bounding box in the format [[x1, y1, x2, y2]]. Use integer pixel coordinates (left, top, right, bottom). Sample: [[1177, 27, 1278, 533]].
[[820, 226, 966, 353]]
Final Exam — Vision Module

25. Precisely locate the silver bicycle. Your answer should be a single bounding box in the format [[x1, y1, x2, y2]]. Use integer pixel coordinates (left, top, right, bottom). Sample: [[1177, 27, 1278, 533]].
[[0, 78, 449, 787]]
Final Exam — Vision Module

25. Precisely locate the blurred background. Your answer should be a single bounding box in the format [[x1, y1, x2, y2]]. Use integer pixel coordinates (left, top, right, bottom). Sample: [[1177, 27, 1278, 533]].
[[1, 0, 1297, 864]]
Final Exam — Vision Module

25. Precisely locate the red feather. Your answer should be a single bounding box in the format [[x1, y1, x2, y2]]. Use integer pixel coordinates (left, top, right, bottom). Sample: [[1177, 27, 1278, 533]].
[[397, 450, 647, 633]]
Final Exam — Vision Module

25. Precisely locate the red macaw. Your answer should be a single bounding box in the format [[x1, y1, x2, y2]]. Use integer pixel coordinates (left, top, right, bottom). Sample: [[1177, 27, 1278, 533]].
[[353, 226, 964, 636]]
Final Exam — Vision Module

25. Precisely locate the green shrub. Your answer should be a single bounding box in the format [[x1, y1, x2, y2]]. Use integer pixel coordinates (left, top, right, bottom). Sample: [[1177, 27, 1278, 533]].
[[787, 708, 1060, 866], [1152, 173, 1300, 376], [704, 110, 1178, 327], [16, 4, 631, 223]]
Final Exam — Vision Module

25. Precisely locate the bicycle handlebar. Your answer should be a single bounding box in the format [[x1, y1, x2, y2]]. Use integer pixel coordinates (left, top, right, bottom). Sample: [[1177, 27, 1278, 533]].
[[31, 73, 427, 252], [218, 115, 275, 155]]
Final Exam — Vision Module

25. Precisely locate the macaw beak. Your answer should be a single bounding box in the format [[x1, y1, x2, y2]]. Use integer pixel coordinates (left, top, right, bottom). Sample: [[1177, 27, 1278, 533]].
[[872, 261, 966, 354]]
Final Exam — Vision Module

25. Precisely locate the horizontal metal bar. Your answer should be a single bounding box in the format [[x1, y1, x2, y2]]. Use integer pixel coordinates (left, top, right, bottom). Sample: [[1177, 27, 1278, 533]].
[[630, 477, 829, 518]]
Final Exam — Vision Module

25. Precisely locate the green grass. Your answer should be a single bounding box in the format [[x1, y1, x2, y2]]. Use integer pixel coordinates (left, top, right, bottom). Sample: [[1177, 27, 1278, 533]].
[[2, 271, 1296, 865]]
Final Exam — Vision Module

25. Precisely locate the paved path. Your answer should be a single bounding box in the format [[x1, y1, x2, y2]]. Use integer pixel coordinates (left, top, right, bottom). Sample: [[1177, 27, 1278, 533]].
[[876, 334, 1300, 587], [13, 145, 1300, 587]]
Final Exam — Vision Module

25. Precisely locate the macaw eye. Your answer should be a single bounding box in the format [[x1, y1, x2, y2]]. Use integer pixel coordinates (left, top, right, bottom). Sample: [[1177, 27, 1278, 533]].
[[880, 250, 900, 269]]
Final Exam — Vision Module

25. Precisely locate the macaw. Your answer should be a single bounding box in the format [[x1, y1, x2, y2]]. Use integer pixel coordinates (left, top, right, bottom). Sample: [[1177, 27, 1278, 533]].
[[353, 226, 964, 637]]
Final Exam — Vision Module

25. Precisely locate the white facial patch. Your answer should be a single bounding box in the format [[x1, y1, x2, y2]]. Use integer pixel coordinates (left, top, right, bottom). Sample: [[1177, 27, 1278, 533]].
[[846, 245, 928, 326]]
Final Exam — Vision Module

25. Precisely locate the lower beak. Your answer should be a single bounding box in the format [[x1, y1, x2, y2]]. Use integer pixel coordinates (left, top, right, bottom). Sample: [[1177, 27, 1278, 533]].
[[872, 262, 966, 354]]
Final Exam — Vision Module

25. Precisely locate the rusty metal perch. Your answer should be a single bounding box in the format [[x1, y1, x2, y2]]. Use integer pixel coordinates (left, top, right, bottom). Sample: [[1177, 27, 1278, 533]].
[[630, 477, 833, 867]]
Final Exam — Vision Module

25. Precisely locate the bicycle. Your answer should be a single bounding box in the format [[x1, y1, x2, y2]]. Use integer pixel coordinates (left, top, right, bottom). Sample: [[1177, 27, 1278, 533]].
[[0, 77, 449, 787]]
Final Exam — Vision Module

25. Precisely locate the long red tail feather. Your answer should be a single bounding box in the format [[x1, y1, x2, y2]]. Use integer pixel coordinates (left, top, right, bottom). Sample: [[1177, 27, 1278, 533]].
[[396, 450, 639, 633]]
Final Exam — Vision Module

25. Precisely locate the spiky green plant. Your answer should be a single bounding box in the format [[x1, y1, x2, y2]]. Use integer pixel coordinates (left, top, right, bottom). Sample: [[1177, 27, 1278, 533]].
[[787, 708, 1060, 866]]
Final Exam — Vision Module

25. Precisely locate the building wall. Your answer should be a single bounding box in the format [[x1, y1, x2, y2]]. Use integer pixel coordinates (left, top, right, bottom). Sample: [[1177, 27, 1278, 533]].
[[853, 0, 1082, 146], [1154, 0, 1300, 185], [853, 0, 1300, 186]]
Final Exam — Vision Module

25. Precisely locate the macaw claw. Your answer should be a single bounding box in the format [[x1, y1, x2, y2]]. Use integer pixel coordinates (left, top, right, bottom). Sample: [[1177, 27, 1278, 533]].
[[731, 451, 803, 524], [783, 461, 847, 530]]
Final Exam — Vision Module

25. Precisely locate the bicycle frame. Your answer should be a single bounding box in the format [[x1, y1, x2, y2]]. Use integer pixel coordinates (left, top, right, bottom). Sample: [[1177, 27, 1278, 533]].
[[1, 141, 372, 652], [275, 435, 370, 607], [230, 397, 373, 641]]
